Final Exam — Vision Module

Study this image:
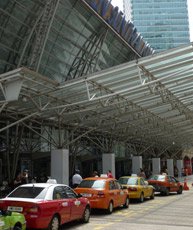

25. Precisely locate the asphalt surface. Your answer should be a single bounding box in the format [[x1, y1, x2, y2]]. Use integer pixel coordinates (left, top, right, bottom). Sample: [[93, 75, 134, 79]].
[[63, 175, 193, 230]]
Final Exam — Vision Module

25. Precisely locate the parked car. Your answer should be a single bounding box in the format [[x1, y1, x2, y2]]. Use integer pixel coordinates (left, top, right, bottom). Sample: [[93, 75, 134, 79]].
[[74, 177, 129, 214], [147, 174, 183, 195], [0, 183, 90, 230], [118, 176, 155, 202], [0, 209, 26, 230]]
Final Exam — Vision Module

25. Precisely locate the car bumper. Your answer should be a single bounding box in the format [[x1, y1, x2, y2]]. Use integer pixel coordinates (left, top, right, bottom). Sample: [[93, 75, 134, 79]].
[[128, 192, 140, 199], [25, 215, 49, 229]]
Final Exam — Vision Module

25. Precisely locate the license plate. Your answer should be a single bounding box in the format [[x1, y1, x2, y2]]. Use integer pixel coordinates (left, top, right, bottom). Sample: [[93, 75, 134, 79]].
[[7, 206, 23, 212], [81, 193, 92, 197]]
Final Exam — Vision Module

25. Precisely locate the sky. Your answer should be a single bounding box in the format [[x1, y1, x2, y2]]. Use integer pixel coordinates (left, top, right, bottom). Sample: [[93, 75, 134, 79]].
[[111, 0, 193, 42]]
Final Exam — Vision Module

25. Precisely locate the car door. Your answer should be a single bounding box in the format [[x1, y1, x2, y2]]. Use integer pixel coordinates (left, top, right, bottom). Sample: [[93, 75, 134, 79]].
[[115, 180, 126, 205], [169, 176, 179, 192], [108, 180, 119, 207], [53, 186, 71, 223], [64, 186, 85, 221], [140, 178, 148, 197], [167, 176, 175, 192]]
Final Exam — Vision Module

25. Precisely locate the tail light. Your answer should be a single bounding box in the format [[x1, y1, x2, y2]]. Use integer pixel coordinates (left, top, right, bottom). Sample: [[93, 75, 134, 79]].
[[26, 205, 40, 214], [0, 200, 5, 207], [128, 187, 137, 192], [97, 191, 105, 197]]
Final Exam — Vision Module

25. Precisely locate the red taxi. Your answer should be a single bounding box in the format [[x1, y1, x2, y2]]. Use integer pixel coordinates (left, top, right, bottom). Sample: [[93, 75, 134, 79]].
[[148, 175, 183, 195], [74, 177, 129, 214], [0, 183, 90, 230]]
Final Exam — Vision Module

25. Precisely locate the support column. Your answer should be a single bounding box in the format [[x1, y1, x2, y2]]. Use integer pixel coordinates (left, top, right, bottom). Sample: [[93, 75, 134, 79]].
[[102, 153, 115, 178], [51, 149, 69, 185], [167, 159, 174, 176], [177, 160, 183, 177], [132, 156, 142, 175], [152, 158, 161, 174]]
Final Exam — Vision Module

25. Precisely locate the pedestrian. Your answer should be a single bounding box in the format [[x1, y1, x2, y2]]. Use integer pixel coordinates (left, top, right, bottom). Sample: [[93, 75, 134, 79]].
[[92, 171, 99, 177], [72, 169, 82, 188], [107, 170, 113, 178], [138, 168, 146, 178], [13, 173, 22, 188], [31, 176, 37, 183], [184, 168, 188, 176], [161, 167, 168, 175], [21, 169, 29, 184], [174, 166, 178, 177]]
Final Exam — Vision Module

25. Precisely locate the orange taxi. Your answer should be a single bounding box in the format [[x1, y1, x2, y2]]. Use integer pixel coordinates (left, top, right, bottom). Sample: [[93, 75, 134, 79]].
[[118, 176, 155, 202], [74, 177, 129, 214]]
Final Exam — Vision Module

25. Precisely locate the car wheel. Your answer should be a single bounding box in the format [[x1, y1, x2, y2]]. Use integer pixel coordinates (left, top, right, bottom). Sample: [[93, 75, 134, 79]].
[[107, 201, 113, 214], [123, 197, 129, 208], [177, 186, 183, 194], [48, 215, 60, 230], [82, 206, 90, 223], [165, 188, 170, 196], [150, 190, 155, 199], [13, 226, 22, 230], [139, 193, 144, 202]]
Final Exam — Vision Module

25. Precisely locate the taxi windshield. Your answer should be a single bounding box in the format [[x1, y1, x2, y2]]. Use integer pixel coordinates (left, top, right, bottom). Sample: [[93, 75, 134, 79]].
[[8, 186, 46, 199], [119, 177, 138, 185], [149, 175, 165, 181]]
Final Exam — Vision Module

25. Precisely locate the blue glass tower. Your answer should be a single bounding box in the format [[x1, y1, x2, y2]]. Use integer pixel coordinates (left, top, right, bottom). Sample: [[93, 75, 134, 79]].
[[123, 0, 190, 52]]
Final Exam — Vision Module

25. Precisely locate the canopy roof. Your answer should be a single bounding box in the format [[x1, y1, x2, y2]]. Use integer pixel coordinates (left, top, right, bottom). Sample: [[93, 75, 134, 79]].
[[0, 43, 193, 151]]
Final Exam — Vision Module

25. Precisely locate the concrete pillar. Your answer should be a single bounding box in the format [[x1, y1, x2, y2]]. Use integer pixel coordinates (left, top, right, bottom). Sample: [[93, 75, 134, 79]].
[[132, 156, 142, 175], [167, 159, 174, 176], [51, 149, 69, 185], [177, 160, 183, 177], [102, 153, 115, 177], [152, 158, 161, 174]]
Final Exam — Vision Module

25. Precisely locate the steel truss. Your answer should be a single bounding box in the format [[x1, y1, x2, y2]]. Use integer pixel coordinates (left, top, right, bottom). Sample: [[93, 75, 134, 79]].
[[1, 44, 193, 181], [67, 29, 108, 79]]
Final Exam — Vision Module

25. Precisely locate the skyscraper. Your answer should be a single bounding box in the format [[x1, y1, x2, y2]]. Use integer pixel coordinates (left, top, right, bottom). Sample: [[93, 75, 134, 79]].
[[123, 0, 190, 52]]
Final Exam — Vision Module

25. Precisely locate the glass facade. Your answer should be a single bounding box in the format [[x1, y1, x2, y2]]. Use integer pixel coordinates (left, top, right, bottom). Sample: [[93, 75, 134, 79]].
[[123, 0, 190, 52], [0, 0, 154, 182], [0, 0, 153, 83]]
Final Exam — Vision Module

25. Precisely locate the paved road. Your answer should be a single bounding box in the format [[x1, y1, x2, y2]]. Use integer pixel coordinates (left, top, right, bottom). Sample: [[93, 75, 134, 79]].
[[63, 176, 193, 230]]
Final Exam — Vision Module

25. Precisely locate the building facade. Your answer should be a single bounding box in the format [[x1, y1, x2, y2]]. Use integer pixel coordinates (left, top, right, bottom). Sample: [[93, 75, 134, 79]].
[[0, 0, 153, 182], [123, 0, 190, 52]]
